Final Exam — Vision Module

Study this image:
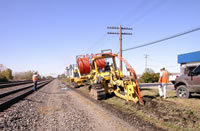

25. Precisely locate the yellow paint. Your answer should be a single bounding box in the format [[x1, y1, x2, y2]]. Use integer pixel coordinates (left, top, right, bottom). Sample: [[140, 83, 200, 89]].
[[88, 53, 140, 103]]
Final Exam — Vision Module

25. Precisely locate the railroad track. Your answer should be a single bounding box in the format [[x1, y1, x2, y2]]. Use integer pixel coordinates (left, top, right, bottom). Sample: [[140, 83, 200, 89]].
[[0, 80, 31, 84], [0, 80, 52, 111], [0, 80, 33, 88]]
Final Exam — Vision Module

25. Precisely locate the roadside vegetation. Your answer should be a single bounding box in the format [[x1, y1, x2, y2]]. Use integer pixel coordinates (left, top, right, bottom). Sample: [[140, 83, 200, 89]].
[[14, 71, 36, 80], [14, 71, 53, 80], [58, 73, 70, 82], [0, 64, 52, 81], [0, 68, 13, 82], [139, 68, 159, 83], [60, 78, 200, 130], [105, 88, 200, 130]]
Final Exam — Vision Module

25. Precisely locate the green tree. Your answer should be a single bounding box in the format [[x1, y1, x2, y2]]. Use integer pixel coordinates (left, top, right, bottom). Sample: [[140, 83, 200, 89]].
[[139, 68, 160, 83]]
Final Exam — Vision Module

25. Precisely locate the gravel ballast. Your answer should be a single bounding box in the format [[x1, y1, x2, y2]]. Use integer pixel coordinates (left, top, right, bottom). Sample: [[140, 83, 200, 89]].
[[0, 79, 137, 131]]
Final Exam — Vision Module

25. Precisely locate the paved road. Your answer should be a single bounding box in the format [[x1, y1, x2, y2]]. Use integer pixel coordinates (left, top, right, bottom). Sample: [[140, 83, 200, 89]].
[[140, 83, 175, 90]]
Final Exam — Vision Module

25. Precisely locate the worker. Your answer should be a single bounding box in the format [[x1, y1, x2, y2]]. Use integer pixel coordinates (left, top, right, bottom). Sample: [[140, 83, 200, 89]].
[[32, 72, 38, 91], [158, 68, 169, 99], [104, 62, 110, 71], [74, 69, 79, 77]]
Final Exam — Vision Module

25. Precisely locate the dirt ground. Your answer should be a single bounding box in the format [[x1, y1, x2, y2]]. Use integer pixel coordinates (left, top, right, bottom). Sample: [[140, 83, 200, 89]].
[[137, 87, 200, 130], [0, 79, 137, 131], [1, 79, 200, 131], [70, 82, 200, 131]]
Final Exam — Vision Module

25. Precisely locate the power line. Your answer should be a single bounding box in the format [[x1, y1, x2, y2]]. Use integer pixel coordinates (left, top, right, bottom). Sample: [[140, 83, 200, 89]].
[[83, 1, 166, 55], [122, 27, 200, 52], [117, 0, 150, 25], [127, 0, 167, 27]]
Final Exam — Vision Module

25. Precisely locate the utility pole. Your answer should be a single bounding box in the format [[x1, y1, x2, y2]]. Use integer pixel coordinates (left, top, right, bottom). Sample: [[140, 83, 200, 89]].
[[144, 54, 149, 71], [66, 64, 74, 78], [107, 25, 132, 71], [69, 64, 74, 77]]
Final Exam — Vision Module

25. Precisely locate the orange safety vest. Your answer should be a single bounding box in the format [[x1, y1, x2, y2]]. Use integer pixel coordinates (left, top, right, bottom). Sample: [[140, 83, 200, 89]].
[[32, 75, 38, 81], [160, 71, 169, 83]]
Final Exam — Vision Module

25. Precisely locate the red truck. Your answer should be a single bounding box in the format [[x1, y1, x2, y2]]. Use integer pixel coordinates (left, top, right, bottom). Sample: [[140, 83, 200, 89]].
[[175, 65, 200, 98]]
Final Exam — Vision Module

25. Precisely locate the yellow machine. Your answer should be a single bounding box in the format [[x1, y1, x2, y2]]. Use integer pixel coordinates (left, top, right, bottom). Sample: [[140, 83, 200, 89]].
[[88, 52, 143, 104], [70, 68, 88, 88]]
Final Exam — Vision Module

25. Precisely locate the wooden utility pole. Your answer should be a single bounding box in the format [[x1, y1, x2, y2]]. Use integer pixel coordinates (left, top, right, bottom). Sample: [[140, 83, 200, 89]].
[[107, 25, 132, 71], [144, 54, 149, 71], [119, 25, 122, 71]]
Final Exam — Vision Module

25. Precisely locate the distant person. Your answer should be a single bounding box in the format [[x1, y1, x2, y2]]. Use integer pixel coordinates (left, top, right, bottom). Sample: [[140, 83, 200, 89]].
[[158, 68, 169, 99], [32, 72, 38, 91]]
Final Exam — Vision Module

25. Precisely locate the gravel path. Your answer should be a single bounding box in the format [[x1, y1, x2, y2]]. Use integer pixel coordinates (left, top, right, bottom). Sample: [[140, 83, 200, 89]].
[[0, 79, 137, 131]]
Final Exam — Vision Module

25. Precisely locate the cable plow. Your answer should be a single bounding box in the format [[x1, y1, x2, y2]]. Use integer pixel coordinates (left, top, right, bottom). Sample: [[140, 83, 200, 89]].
[[68, 50, 144, 105]]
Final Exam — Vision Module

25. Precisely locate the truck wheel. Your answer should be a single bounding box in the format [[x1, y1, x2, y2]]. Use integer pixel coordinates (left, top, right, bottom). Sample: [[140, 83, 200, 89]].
[[176, 85, 190, 98]]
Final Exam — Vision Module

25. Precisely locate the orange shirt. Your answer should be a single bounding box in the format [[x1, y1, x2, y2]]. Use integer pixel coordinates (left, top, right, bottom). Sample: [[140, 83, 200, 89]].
[[159, 71, 169, 83], [32, 74, 38, 81]]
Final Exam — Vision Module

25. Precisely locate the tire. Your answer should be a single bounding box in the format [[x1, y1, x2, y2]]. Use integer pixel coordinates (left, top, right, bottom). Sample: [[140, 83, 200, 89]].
[[176, 85, 190, 98]]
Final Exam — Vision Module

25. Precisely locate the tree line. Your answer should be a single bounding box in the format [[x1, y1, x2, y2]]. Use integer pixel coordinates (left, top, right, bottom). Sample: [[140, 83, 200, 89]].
[[0, 68, 53, 82], [0, 69, 13, 82]]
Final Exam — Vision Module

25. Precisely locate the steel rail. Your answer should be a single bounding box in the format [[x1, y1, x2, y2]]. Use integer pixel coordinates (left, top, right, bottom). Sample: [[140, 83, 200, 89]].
[[0, 80, 33, 88]]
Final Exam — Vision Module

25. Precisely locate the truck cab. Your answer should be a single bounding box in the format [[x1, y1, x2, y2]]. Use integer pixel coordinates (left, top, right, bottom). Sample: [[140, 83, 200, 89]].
[[175, 65, 200, 98], [175, 51, 200, 98]]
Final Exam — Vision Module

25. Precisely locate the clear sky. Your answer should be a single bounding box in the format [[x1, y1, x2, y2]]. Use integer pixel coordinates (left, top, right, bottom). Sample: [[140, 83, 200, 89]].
[[0, 0, 200, 76]]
